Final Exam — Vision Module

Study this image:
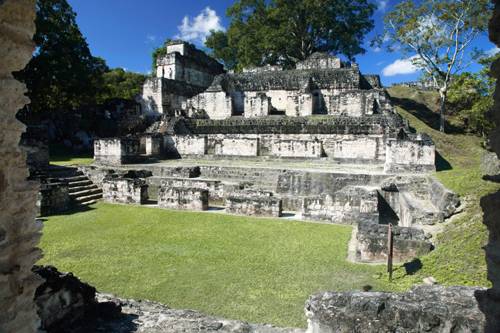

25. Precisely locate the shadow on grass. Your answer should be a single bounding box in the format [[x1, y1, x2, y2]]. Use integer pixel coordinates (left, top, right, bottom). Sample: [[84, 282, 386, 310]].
[[40, 205, 97, 218], [436, 151, 453, 171], [389, 96, 464, 134], [403, 258, 423, 275]]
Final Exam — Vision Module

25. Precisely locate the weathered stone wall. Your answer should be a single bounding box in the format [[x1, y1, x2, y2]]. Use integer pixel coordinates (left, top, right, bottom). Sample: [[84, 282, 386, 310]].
[[0, 1, 43, 332], [301, 187, 379, 224], [148, 176, 224, 202], [384, 133, 436, 173], [244, 92, 271, 118], [102, 177, 148, 204], [354, 221, 432, 263], [94, 138, 141, 165], [296, 53, 343, 70], [143, 134, 162, 156], [158, 186, 209, 211], [225, 194, 282, 217], [165, 133, 386, 162], [305, 285, 486, 333], [38, 182, 71, 217]]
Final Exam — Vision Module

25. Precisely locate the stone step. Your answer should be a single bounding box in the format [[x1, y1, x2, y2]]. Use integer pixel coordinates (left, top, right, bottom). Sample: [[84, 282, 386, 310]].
[[76, 199, 99, 206], [74, 193, 103, 203], [70, 188, 102, 199], [61, 175, 87, 182], [69, 184, 100, 193], [68, 180, 93, 187]]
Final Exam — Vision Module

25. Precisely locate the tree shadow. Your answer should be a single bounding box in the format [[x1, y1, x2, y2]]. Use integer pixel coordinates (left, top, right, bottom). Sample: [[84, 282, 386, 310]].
[[389, 96, 464, 134], [436, 151, 453, 171], [403, 258, 423, 275]]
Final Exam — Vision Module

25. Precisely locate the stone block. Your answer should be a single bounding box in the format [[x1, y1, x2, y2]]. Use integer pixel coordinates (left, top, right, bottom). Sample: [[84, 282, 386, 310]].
[[102, 177, 148, 204], [94, 137, 141, 165], [158, 186, 209, 211], [301, 187, 379, 224], [305, 285, 485, 333], [354, 221, 432, 263], [384, 133, 436, 173], [225, 194, 282, 217], [38, 181, 71, 216]]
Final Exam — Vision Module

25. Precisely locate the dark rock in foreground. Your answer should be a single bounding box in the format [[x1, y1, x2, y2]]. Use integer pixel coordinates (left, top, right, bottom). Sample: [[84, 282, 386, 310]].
[[305, 285, 486, 333]]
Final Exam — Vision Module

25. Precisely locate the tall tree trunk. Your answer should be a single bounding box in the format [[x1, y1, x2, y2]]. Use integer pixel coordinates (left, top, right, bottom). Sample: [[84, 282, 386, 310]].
[[439, 88, 447, 133]]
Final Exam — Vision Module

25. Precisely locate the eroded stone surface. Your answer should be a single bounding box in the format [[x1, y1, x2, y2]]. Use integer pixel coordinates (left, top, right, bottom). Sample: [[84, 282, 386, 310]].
[[0, 1, 42, 332], [305, 285, 486, 333]]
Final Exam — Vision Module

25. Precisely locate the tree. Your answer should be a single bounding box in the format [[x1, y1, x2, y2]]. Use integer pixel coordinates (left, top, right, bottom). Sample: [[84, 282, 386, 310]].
[[206, 0, 376, 70], [447, 54, 498, 136], [205, 31, 238, 70], [377, 0, 492, 132], [97, 68, 147, 104], [15, 0, 108, 114]]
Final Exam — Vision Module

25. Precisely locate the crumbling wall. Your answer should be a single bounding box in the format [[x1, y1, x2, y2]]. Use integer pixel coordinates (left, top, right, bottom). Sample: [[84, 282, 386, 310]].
[[38, 182, 71, 216], [94, 138, 141, 165], [0, 1, 43, 332], [354, 221, 432, 263], [305, 286, 486, 333], [102, 177, 148, 204], [384, 133, 436, 173], [158, 186, 209, 211], [301, 187, 379, 224], [225, 194, 282, 218]]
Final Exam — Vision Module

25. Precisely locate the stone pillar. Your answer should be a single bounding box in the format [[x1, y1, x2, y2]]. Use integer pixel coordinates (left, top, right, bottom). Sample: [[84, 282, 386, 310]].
[[479, 1, 500, 330], [0, 1, 43, 332]]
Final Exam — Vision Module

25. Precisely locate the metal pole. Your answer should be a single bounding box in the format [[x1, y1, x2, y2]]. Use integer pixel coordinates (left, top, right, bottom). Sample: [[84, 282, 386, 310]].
[[387, 223, 393, 281]]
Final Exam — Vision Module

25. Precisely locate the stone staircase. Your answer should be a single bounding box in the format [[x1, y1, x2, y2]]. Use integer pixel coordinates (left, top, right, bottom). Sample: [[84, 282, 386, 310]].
[[48, 166, 103, 207]]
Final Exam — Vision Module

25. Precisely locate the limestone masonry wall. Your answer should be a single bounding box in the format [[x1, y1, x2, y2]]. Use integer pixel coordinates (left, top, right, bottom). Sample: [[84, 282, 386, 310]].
[[225, 194, 282, 218], [102, 177, 149, 204], [354, 221, 432, 263], [0, 1, 43, 332], [38, 182, 70, 217], [158, 186, 209, 211], [301, 187, 379, 224]]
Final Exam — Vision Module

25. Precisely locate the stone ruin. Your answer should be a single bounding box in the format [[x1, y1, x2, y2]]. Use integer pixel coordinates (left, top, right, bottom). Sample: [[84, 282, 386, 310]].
[[90, 39, 457, 264], [2, 0, 499, 331]]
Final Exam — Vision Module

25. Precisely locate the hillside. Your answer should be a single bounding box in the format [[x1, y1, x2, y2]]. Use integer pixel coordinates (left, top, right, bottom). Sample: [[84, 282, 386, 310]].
[[387, 86, 499, 289]]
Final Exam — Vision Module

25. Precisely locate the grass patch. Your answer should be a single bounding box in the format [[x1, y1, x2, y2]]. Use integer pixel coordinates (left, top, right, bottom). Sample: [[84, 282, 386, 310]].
[[386, 87, 499, 290], [39, 203, 390, 327]]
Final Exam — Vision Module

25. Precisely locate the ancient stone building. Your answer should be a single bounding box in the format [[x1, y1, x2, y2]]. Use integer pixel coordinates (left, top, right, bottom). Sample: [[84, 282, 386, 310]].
[[93, 41, 453, 263]]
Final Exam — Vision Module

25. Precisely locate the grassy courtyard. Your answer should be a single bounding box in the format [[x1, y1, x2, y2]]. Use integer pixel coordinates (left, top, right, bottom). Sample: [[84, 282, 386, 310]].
[[39, 204, 389, 328]]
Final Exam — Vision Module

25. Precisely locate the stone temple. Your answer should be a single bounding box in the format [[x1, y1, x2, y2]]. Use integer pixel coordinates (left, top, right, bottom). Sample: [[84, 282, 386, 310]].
[[86, 40, 459, 264]]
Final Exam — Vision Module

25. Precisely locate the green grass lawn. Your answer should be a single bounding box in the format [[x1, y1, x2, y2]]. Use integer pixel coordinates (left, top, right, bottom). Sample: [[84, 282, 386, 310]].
[[39, 204, 389, 328]]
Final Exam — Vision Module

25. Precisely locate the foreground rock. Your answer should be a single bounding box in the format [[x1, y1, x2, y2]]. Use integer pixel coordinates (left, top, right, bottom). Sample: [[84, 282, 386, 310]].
[[34, 266, 303, 333], [305, 285, 486, 333]]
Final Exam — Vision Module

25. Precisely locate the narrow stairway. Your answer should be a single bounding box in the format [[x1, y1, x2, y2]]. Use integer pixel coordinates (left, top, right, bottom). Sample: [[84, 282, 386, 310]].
[[48, 166, 103, 207]]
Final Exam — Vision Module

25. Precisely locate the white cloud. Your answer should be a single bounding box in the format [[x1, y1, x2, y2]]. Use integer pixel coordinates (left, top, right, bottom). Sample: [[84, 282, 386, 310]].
[[382, 56, 420, 76], [377, 0, 388, 12], [175, 7, 224, 43], [487, 47, 500, 56], [373, 46, 382, 53]]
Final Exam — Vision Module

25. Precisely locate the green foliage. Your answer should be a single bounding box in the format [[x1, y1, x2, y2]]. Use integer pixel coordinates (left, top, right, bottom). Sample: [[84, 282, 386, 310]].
[[206, 0, 376, 70], [40, 203, 390, 328], [205, 30, 238, 70], [15, 0, 109, 113], [447, 54, 498, 136], [97, 68, 147, 103]]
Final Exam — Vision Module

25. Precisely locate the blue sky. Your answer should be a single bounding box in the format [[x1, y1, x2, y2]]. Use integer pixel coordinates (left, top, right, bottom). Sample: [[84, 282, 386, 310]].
[[67, 0, 498, 86]]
